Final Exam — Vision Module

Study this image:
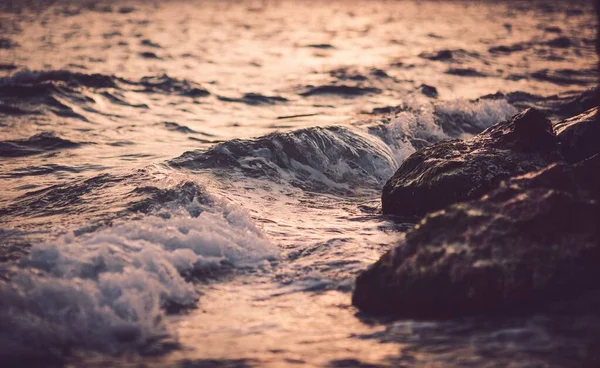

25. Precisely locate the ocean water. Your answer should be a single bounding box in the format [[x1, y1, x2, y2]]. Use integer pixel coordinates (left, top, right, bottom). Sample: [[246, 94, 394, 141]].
[[0, 0, 598, 367]]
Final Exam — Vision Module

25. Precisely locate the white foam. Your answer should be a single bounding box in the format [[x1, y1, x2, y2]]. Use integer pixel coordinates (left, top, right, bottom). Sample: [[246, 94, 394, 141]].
[[0, 195, 278, 359], [373, 99, 518, 164], [435, 98, 518, 137]]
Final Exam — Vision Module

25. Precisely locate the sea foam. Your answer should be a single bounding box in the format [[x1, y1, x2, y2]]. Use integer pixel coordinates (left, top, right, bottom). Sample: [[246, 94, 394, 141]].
[[0, 193, 278, 361]]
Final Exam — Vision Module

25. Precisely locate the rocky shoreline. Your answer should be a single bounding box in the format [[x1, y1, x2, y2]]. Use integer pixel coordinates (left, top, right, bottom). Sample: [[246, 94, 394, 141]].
[[353, 93, 600, 319]]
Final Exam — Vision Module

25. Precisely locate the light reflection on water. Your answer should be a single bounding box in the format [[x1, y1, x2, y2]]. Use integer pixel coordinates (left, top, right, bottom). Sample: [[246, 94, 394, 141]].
[[0, 0, 598, 366]]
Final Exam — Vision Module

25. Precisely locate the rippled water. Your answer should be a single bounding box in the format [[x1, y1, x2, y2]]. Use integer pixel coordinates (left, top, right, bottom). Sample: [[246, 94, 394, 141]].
[[0, 0, 598, 367]]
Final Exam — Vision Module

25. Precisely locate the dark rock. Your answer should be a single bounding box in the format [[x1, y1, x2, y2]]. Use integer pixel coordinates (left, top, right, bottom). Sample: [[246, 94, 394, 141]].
[[354, 155, 600, 318], [381, 108, 558, 218], [419, 84, 438, 98], [554, 87, 599, 118], [555, 107, 599, 163], [480, 87, 599, 120]]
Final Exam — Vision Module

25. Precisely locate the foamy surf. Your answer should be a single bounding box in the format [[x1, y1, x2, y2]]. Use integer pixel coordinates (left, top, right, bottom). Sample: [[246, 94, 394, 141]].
[[0, 194, 277, 363]]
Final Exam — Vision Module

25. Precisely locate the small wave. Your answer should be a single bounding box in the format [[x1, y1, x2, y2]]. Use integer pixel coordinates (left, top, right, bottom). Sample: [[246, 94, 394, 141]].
[[366, 99, 518, 161], [1, 70, 211, 97], [118, 6, 136, 14], [133, 74, 210, 97], [100, 91, 149, 108], [543, 26, 562, 33], [434, 99, 518, 137], [445, 67, 487, 77], [171, 126, 397, 193], [305, 43, 335, 49], [0, 71, 210, 120], [0, 132, 83, 158], [489, 36, 573, 55], [418, 49, 479, 62], [2, 70, 119, 89], [0, 103, 31, 115], [299, 85, 381, 97], [139, 51, 162, 60], [217, 93, 288, 105], [489, 43, 527, 54], [0, 164, 87, 179], [329, 67, 391, 82], [546, 36, 572, 48], [0, 63, 17, 71], [480, 87, 598, 119], [0, 37, 18, 49], [528, 68, 597, 86], [140, 39, 162, 48], [171, 99, 519, 193], [419, 49, 454, 61], [161, 121, 198, 134]]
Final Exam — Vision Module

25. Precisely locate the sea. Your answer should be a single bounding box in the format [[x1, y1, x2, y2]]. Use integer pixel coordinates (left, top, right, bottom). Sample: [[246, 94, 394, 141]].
[[0, 0, 598, 366]]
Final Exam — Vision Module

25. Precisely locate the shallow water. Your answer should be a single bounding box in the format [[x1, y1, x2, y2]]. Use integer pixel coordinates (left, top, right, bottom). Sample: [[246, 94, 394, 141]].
[[0, 0, 598, 367]]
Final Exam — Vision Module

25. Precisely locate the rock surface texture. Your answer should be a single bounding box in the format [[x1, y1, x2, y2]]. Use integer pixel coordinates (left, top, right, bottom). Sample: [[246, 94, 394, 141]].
[[355, 107, 600, 318], [381, 108, 559, 218], [555, 107, 599, 163]]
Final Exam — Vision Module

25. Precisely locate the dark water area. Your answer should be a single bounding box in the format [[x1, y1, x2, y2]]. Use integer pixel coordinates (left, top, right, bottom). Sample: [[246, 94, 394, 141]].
[[0, 0, 598, 367]]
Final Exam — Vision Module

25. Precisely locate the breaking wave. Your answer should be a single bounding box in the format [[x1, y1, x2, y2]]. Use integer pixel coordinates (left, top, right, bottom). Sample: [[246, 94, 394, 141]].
[[0, 185, 277, 363]]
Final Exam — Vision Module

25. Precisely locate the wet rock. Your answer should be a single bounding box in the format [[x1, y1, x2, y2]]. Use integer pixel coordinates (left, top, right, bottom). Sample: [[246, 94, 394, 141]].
[[419, 84, 438, 98], [354, 155, 600, 318], [555, 107, 599, 163], [480, 87, 598, 120], [381, 108, 558, 218], [554, 87, 599, 118]]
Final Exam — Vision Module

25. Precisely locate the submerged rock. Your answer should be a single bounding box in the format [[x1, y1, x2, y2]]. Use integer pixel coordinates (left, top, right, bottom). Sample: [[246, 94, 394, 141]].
[[381, 108, 558, 218], [419, 84, 438, 98], [353, 155, 600, 318]]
